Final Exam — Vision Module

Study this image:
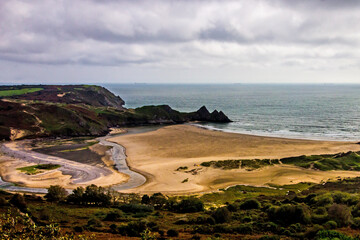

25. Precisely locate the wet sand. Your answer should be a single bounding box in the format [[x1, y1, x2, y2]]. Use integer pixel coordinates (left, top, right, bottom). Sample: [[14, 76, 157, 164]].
[[110, 125, 360, 194]]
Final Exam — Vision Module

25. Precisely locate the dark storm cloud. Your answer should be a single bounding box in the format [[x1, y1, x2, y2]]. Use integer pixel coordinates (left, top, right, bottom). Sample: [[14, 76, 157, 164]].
[[0, 0, 359, 72]]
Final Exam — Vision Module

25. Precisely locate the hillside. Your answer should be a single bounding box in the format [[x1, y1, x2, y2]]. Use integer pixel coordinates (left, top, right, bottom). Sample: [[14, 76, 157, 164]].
[[0, 85, 125, 109], [0, 85, 231, 140]]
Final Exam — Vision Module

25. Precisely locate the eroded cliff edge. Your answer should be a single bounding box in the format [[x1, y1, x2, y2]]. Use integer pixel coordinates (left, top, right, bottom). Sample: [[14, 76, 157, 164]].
[[0, 85, 231, 140]]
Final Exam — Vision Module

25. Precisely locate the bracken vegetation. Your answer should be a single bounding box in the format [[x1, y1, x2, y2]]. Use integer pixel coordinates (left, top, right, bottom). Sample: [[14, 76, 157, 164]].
[[201, 151, 360, 171], [16, 164, 61, 175], [3, 178, 360, 239]]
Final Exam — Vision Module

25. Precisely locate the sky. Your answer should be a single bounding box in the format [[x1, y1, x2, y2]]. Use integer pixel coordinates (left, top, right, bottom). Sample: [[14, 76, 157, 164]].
[[0, 0, 360, 84]]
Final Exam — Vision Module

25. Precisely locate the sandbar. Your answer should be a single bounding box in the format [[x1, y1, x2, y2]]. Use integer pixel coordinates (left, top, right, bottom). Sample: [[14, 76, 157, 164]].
[[110, 125, 360, 194]]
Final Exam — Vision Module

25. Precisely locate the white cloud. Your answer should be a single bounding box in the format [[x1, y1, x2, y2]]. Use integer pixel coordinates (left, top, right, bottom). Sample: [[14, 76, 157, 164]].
[[0, 0, 359, 83]]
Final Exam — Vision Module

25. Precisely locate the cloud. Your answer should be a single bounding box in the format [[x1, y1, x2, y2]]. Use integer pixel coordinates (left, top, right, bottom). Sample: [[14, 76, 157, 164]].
[[0, 0, 359, 83]]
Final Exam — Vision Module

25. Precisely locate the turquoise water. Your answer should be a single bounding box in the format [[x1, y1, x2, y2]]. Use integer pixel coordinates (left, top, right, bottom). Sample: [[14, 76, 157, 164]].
[[104, 84, 360, 141]]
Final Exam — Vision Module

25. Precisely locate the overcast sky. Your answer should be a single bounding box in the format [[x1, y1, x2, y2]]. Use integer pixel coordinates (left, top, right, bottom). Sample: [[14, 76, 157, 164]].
[[0, 0, 360, 84]]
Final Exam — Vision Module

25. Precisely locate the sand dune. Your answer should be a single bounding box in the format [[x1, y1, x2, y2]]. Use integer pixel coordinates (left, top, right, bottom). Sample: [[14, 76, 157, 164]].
[[110, 125, 360, 194]]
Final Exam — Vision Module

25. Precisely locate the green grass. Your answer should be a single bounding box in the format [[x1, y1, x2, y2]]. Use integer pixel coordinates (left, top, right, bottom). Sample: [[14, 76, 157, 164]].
[[281, 151, 360, 171], [200, 182, 315, 205], [0, 88, 43, 97], [201, 151, 360, 172], [17, 164, 61, 175], [58, 141, 98, 152], [200, 159, 280, 170]]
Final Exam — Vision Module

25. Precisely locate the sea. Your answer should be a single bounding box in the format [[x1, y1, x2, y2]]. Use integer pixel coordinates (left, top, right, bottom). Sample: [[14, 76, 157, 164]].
[[103, 84, 360, 141]]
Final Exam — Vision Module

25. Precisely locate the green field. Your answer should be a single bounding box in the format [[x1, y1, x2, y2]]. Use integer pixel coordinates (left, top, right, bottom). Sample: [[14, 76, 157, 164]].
[[17, 164, 61, 175], [0, 87, 43, 97]]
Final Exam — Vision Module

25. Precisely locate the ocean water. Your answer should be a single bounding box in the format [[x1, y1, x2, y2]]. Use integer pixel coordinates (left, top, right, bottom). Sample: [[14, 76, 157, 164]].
[[103, 84, 360, 141]]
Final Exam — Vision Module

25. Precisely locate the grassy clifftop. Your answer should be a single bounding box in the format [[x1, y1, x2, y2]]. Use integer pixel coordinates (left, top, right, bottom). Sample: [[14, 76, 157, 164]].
[[0, 85, 231, 140], [0, 85, 125, 109]]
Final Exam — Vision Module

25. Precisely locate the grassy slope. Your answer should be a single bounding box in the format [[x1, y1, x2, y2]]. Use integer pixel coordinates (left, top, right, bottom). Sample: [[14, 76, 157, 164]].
[[0, 88, 43, 97], [2, 178, 360, 239], [17, 164, 61, 175], [200, 151, 360, 171]]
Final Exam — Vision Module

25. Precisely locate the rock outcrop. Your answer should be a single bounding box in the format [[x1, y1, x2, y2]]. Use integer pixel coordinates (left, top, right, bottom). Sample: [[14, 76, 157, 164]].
[[194, 106, 231, 123], [0, 85, 231, 140]]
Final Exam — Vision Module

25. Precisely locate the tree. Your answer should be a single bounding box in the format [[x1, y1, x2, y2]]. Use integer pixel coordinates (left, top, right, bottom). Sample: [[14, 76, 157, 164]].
[[150, 193, 167, 209], [45, 185, 68, 202], [9, 194, 27, 211], [212, 207, 231, 223], [67, 187, 85, 205], [176, 198, 204, 213], [328, 204, 352, 227], [141, 194, 150, 204]]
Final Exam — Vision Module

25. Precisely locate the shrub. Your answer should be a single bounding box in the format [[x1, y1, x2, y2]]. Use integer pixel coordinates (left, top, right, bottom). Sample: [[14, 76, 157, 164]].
[[328, 204, 352, 227], [352, 217, 360, 229], [315, 230, 354, 240], [0, 197, 8, 206], [141, 194, 150, 204], [315, 194, 333, 207], [87, 217, 103, 228], [267, 204, 310, 225], [264, 222, 278, 232], [323, 220, 337, 230], [167, 229, 179, 237], [240, 199, 261, 210], [212, 207, 231, 223], [258, 236, 280, 240], [150, 193, 167, 209], [118, 221, 147, 237], [104, 210, 123, 221], [67, 185, 111, 206], [233, 224, 253, 234], [73, 226, 84, 232], [10, 194, 27, 211], [175, 198, 204, 213], [119, 203, 154, 213], [45, 185, 68, 202]]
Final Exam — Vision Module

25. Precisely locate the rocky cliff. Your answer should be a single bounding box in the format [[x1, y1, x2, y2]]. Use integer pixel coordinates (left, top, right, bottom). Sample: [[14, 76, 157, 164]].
[[0, 85, 231, 140]]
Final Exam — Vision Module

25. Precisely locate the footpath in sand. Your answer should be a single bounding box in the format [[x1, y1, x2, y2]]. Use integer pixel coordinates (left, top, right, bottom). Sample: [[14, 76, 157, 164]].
[[110, 125, 360, 194]]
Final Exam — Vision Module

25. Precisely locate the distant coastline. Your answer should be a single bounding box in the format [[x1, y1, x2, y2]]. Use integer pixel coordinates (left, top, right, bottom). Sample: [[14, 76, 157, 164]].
[[106, 83, 360, 141]]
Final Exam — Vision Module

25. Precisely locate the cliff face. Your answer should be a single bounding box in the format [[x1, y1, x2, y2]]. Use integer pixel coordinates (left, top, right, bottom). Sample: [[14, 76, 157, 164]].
[[0, 85, 125, 110], [0, 85, 231, 140]]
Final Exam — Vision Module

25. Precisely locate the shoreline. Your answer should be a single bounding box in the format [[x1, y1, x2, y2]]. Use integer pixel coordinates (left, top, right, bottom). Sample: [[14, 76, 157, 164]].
[[191, 123, 360, 142], [1, 124, 360, 195], [110, 124, 360, 194]]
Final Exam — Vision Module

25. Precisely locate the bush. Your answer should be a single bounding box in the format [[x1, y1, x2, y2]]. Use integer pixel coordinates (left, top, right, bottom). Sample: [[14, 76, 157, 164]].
[[323, 220, 337, 230], [175, 198, 204, 213], [0, 197, 8, 206], [10, 194, 27, 211], [328, 204, 352, 227], [73, 226, 84, 233], [45, 185, 68, 202], [212, 207, 231, 223], [119, 203, 154, 213], [233, 224, 253, 234], [150, 193, 167, 209], [268, 204, 310, 225], [118, 221, 147, 237], [315, 230, 354, 240], [141, 194, 150, 204], [104, 210, 123, 221], [258, 236, 280, 240], [240, 199, 261, 210], [67, 185, 111, 206], [315, 194, 333, 207], [87, 217, 103, 228], [167, 229, 179, 237]]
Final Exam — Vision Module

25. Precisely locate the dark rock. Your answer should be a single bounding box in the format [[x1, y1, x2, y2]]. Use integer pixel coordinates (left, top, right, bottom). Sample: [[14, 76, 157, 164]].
[[193, 106, 231, 123]]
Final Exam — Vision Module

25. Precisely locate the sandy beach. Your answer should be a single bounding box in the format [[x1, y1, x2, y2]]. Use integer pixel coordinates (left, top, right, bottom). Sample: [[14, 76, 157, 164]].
[[0, 141, 129, 190], [110, 125, 360, 194]]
